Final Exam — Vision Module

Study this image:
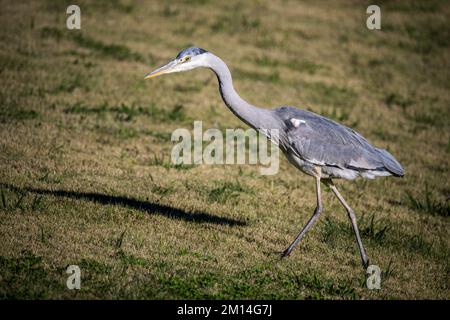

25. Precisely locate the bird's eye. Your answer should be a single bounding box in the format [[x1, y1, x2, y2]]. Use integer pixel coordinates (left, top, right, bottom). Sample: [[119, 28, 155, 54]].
[[184, 56, 191, 62]]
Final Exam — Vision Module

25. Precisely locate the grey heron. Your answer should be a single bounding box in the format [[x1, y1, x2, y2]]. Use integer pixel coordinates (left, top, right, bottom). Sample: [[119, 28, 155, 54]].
[[145, 47, 404, 269]]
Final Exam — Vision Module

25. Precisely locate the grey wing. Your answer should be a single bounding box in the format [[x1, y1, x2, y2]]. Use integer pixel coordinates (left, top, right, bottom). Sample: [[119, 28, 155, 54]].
[[273, 106, 404, 176]]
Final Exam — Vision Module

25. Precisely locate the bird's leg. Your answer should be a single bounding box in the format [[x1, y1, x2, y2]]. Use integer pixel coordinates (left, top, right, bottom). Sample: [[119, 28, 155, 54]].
[[281, 176, 322, 257], [326, 181, 369, 269]]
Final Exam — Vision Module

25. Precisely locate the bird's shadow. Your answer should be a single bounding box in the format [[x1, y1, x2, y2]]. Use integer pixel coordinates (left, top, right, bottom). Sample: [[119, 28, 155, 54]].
[[2, 184, 246, 227]]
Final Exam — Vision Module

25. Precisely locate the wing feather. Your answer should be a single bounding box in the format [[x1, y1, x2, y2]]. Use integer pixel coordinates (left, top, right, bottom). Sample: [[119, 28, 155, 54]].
[[274, 107, 386, 171]]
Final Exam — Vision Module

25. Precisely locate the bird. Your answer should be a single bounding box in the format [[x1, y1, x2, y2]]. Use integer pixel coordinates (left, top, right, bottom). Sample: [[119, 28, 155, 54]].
[[144, 47, 404, 269]]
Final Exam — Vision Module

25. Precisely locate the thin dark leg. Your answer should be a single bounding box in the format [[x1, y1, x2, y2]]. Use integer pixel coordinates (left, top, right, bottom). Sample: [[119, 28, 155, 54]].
[[281, 177, 322, 257], [327, 181, 369, 269]]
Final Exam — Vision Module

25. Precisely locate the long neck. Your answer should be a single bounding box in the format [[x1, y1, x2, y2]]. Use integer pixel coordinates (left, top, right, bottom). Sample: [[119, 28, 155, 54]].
[[206, 54, 271, 130]]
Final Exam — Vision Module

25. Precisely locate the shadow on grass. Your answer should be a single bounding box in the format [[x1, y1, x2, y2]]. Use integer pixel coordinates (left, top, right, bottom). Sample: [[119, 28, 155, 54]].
[[1, 184, 246, 227]]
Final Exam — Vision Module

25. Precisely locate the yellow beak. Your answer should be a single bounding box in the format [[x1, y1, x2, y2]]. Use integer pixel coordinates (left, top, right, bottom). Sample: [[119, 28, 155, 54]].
[[144, 60, 177, 80], [144, 70, 165, 79]]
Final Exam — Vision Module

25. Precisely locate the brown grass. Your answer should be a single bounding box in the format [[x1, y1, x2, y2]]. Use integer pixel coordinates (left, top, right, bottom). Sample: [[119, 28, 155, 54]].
[[0, 0, 449, 299]]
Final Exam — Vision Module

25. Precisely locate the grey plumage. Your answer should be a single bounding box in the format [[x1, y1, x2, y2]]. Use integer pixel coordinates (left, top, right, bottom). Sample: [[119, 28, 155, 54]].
[[176, 47, 208, 59], [145, 47, 405, 270], [273, 106, 404, 179]]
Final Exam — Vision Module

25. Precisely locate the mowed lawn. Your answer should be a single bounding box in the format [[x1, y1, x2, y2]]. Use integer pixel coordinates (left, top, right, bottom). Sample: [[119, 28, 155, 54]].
[[0, 0, 449, 299]]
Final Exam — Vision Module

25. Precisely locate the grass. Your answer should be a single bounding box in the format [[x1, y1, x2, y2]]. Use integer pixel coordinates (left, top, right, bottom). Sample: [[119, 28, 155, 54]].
[[304, 82, 357, 107], [406, 185, 450, 217], [251, 55, 323, 75], [0, 187, 47, 213], [70, 33, 144, 62], [65, 102, 188, 123], [148, 153, 195, 171], [0, 0, 449, 299], [321, 213, 391, 247], [234, 68, 281, 84], [384, 92, 413, 110], [0, 108, 40, 123], [207, 180, 252, 204], [41, 26, 144, 62], [0, 251, 68, 299]]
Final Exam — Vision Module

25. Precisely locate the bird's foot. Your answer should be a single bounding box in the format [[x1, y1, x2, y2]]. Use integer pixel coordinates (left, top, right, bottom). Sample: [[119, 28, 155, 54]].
[[280, 248, 291, 258], [363, 258, 370, 271]]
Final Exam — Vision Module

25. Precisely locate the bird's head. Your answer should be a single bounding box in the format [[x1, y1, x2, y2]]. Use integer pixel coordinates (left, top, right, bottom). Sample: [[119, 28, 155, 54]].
[[144, 47, 209, 79]]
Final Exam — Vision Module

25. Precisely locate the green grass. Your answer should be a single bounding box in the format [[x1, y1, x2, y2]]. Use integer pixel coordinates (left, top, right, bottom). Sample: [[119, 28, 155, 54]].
[[207, 180, 252, 203], [305, 82, 357, 107], [70, 33, 144, 62], [0, 186, 48, 212], [211, 13, 261, 33], [53, 73, 87, 93], [252, 56, 326, 75], [321, 214, 391, 247], [65, 102, 165, 120], [0, 108, 40, 123], [406, 186, 450, 217], [0, 0, 449, 300], [148, 153, 195, 171], [41, 26, 144, 62], [0, 251, 66, 299], [234, 68, 281, 84]]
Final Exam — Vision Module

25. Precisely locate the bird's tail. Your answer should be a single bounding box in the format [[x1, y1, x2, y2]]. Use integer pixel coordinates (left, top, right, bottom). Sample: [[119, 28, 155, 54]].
[[375, 148, 405, 177]]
